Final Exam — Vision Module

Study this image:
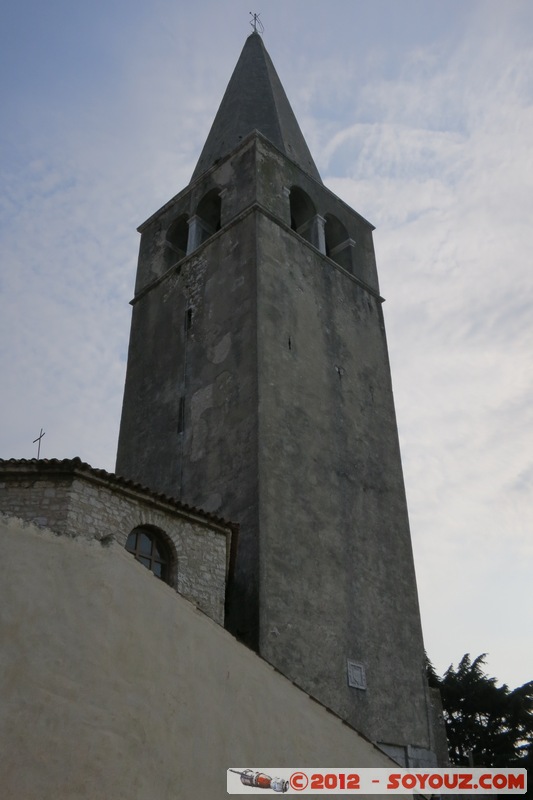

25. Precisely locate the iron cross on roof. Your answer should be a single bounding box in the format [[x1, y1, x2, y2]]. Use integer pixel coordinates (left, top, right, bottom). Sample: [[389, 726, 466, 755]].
[[33, 428, 45, 459], [249, 12, 264, 35]]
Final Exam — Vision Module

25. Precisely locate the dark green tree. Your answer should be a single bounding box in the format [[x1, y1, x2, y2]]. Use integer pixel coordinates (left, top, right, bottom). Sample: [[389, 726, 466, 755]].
[[427, 653, 533, 774]]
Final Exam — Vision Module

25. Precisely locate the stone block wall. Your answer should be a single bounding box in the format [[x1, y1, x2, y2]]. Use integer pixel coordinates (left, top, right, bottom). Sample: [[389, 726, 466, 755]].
[[0, 459, 233, 625]]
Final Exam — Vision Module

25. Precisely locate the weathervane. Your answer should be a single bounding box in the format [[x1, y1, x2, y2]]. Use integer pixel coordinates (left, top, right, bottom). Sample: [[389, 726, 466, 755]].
[[33, 428, 45, 459], [249, 12, 264, 35]]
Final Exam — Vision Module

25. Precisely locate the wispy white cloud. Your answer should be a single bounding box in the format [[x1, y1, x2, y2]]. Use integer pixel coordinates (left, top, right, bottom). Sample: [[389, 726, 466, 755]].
[[315, 6, 533, 686]]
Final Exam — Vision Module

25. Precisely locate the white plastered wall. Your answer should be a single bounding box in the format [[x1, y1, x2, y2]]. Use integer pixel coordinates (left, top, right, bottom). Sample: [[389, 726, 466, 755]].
[[0, 514, 394, 799]]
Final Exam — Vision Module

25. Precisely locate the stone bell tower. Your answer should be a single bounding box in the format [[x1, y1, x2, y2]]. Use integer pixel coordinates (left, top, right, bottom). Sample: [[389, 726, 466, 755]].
[[116, 31, 440, 765]]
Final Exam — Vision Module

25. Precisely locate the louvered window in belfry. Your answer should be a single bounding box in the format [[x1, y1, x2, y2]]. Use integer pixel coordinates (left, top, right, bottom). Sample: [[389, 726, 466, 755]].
[[126, 527, 171, 583]]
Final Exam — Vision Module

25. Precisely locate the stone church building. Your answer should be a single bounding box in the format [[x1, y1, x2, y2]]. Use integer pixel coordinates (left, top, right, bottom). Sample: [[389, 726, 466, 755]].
[[0, 32, 447, 798]]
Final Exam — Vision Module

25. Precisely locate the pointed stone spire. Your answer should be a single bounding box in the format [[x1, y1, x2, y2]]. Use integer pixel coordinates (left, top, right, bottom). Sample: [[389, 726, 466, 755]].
[[191, 32, 322, 183]]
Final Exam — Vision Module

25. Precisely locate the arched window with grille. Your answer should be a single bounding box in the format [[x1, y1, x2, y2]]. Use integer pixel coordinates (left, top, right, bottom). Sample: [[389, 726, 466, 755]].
[[125, 526, 173, 584]]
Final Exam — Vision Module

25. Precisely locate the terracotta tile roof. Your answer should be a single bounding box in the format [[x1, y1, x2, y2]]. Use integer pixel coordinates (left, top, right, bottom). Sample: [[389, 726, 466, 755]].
[[0, 457, 237, 532]]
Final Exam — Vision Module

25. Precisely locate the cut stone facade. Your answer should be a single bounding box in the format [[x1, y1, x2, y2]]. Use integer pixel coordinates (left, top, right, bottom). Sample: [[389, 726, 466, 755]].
[[0, 458, 232, 625], [115, 32, 443, 763]]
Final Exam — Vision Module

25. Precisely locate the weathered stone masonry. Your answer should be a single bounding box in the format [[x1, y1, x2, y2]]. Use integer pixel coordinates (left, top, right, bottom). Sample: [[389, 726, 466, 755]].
[[0, 458, 234, 625]]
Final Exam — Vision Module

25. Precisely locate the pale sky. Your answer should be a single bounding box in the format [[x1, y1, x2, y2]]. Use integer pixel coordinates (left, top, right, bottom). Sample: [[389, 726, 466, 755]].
[[1, 0, 532, 691]]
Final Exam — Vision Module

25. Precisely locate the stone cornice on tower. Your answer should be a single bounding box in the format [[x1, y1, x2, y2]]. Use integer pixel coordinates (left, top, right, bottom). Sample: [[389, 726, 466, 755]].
[[191, 32, 322, 183]]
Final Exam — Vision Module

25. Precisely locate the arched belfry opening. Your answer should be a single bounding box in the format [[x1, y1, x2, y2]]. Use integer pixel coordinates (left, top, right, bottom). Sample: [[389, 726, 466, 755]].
[[325, 214, 355, 272], [289, 186, 315, 234], [289, 186, 325, 254], [187, 188, 222, 254], [197, 189, 222, 233], [165, 215, 188, 267]]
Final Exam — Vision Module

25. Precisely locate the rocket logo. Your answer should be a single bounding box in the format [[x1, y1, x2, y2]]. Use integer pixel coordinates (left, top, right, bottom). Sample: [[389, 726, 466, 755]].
[[229, 769, 289, 793]]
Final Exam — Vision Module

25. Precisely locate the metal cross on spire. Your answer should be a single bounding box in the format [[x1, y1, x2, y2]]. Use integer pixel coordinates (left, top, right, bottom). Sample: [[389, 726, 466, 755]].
[[33, 428, 45, 459], [249, 12, 264, 35]]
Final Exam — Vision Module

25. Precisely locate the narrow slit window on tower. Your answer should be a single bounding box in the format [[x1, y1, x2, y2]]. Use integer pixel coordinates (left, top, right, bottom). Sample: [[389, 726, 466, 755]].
[[185, 308, 193, 332], [177, 396, 185, 433]]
